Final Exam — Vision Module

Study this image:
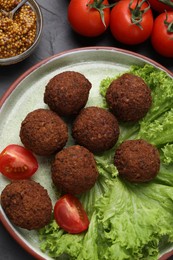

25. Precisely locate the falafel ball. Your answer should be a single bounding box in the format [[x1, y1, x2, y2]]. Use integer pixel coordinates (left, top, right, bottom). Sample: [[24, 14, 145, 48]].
[[106, 73, 152, 122], [1, 180, 52, 230], [44, 71, 92, 117], [72, 106, 119, 153], [52, 145, 99, 195], [114, 139, 160, 183], [20, 108, 68, 156]]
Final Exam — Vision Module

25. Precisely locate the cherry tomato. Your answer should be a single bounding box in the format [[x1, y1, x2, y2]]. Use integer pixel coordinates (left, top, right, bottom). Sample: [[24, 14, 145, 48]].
[[110, 0, 154, 45], [68, 0, 111, 37], [54, 194, 89, 234], [148, 0, 173, 13], [0, 144, 38, 180], [151, 12, 173, 57]]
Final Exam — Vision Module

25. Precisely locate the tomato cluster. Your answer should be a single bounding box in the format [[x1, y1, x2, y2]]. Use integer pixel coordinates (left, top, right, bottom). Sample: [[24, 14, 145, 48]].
[[67, 0, 173, 57]]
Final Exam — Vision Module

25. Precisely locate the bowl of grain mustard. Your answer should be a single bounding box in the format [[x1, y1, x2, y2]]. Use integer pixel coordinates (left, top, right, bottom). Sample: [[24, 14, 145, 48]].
[[0, 0, 43, 65]]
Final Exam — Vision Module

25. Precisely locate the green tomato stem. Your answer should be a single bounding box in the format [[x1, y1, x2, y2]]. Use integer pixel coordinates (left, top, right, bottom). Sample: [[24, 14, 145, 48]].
[[164, 11, 173, 33], [87, 0, 116, 27], [129, 0, 150, 30]]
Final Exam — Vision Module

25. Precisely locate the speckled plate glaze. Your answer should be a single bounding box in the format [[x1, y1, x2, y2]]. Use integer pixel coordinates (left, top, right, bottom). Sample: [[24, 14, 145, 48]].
[[0, 47, 173, 260]]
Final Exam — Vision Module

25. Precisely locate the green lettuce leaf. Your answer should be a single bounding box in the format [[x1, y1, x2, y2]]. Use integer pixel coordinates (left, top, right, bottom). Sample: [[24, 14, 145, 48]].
[[96, 175, 173, 260], [138, 108, 173, 146], [76, 212, 99, 260], [99, 76, 114, 108], [161, 144, 173, 165], [39, 219, 83, 259]]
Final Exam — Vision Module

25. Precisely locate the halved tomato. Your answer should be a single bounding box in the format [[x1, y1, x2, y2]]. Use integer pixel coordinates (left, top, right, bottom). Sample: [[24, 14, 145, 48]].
[[54, 194, 90, 234], [0, 144, 38, 180]]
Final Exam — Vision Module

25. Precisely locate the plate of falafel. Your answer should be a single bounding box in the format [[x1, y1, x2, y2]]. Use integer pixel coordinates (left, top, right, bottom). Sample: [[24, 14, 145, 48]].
[[0, 47, 173, 260]]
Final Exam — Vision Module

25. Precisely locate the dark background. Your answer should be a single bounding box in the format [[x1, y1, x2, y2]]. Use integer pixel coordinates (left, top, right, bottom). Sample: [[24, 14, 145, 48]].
[[0, 0, 173, 259]]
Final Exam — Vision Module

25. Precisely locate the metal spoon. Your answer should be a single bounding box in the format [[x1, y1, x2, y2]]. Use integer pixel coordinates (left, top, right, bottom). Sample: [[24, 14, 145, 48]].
[[1, 0, 28, 19]]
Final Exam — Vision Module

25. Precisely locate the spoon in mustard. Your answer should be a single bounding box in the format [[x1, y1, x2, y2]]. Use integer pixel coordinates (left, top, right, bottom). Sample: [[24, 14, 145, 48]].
[[1, 0, 28, 19]]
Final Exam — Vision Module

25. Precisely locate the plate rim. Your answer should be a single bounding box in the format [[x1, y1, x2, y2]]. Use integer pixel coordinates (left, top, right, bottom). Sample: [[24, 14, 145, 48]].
[[0, 46, 173, 260]]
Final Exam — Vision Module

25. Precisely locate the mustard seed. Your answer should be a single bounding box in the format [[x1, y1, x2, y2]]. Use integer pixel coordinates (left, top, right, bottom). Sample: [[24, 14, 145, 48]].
[[0, 0, 37, 58]]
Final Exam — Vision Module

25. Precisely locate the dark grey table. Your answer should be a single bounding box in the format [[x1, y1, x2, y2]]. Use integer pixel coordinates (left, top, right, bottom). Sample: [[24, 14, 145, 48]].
[[0, 0, 173, 259]]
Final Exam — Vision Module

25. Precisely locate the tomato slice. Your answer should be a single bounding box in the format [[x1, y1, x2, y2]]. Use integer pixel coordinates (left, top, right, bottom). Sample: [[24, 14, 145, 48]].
[[54, 194, 90, 234], [0, 144, 38, 180]]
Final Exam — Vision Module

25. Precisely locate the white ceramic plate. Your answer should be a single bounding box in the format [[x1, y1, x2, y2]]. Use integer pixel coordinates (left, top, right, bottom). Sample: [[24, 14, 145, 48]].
[[0, 47, 173, 260]]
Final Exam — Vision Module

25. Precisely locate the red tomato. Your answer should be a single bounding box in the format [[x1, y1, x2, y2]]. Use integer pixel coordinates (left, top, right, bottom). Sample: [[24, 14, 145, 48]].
[[110, 0, 154, 45], [148, 0, 173, 13], [68, 0, 111, 37], [0, 144, 38, 180], [151, 12, 173, 57], [54, 194, 89, 234]]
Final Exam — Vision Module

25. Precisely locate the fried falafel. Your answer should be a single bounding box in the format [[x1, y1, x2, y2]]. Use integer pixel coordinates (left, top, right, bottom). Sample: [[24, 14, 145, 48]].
[[52, 145, 99, 195], [72, 106, 120, 153], [1, 179, 52, 230], [114, 139, 160, 183], [44, 71, 92, 117], [20, 108, 68, 156], [106, 73, 152, 122]]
